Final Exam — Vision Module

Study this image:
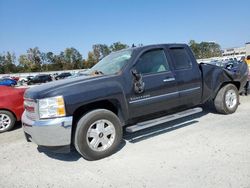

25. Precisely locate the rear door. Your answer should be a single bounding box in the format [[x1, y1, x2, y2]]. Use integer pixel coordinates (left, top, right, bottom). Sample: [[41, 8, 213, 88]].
[[128, 48, 179, 118], [168, 46, 202, 107]]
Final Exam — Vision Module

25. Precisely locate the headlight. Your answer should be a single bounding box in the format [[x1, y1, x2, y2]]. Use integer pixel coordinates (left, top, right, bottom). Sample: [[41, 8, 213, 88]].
[[38, 96, 66, 119]]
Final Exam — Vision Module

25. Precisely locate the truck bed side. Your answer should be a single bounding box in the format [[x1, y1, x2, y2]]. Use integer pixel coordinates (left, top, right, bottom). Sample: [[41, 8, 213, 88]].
[[199, 62, 248, 103]]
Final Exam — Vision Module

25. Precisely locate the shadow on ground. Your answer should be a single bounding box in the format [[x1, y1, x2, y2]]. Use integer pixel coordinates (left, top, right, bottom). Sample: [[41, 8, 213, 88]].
[[36, 109, 209, 161], [37, 140, 127, 162], [123, 109, 208, 143], [37, 147, 82, 162]]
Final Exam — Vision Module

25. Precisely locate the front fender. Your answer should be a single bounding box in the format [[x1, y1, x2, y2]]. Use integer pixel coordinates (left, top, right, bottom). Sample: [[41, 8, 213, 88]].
[[64, 80, 129, 122]]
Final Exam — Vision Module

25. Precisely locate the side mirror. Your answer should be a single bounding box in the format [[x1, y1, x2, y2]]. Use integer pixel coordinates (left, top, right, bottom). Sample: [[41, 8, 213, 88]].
[[131, 69, 141, 80], [131, 69, 145, 94]]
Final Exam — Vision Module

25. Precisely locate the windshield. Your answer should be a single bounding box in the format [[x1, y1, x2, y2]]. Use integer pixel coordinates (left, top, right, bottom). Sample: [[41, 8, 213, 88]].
[[33, 76, 40, 80], [34, 75, 45, 80], [87, 49, 133, 75]]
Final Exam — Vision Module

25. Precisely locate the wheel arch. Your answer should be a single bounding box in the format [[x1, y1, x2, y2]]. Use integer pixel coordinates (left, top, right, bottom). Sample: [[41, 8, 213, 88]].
[[0, 108, 17, 120], [71, 99, 125, 143], [213, 81, 241, 99]]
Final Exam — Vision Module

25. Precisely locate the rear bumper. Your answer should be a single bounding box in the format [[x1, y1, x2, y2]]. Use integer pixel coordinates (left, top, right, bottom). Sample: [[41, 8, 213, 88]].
[[22, 111, 73, 147]]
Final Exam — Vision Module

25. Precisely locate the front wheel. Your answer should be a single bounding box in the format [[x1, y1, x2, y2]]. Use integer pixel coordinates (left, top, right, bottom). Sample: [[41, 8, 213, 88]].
[[74, 109, 123, 160], [214, 84, 239, 114], [0, 110, 16, 133]]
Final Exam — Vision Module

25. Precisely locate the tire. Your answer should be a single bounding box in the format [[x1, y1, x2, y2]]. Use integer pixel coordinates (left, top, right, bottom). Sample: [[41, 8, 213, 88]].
[[74, 109, 123, 160], [214, 84, 239, 114], [0, 110, 16, 133]]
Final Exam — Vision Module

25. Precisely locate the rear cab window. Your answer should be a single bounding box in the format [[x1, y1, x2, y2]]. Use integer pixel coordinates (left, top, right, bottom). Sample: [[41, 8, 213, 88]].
[[169, 47, 192, 70]]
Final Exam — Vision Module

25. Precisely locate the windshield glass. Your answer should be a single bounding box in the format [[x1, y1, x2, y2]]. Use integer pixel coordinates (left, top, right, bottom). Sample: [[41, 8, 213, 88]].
[[33, 76, 40, 80], [87, 49, 133, 75]]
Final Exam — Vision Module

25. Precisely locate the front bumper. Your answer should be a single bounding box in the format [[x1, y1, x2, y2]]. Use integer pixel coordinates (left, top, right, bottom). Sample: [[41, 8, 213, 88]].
[[22, 111, 73, 147]]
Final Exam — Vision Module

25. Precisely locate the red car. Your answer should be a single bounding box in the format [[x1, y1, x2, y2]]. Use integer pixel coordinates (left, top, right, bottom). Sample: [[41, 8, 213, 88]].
[[0, 86, 26, 133]]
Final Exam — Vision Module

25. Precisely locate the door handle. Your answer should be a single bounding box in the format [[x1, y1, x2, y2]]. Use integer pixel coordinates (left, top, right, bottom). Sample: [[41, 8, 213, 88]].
[[163, 77, 175, 82]]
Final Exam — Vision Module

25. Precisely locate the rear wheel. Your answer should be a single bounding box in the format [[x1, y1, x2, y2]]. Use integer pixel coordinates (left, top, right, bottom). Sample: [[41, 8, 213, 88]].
[[74, 109, 122, 160], [214, 84, 239, 114], [0, 110, 16, 133]]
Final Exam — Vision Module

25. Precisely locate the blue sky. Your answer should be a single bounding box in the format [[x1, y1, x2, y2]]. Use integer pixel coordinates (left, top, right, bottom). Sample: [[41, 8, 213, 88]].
[[0, 0, 250, 59]]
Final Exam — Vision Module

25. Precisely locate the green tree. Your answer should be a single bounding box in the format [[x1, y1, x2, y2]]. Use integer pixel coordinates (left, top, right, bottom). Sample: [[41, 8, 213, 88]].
[[27, 47, 42, 71], [52, 53, 64, 70], [0, 52, 17, 73], [63, 48, 83, 69], [93, 44, 111, 62], [189, 40, 201, 58], [41, 52, 57, 71], [110, 42, 129, 52], [189, 40, 222, 59], [0, 54, 5, 74], [18, 54, 31, 72], [86, 51, 97, 68]]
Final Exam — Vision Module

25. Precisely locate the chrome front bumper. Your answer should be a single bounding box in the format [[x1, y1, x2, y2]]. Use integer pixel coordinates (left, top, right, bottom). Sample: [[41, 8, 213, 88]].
[[22, 111, 73, 146]]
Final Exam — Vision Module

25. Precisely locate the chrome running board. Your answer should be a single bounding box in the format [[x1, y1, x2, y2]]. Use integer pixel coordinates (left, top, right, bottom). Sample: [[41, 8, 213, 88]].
[[126, 107, 202, 133]]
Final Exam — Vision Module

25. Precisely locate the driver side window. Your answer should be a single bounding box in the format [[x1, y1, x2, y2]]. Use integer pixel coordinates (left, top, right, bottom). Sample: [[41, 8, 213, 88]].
[[135, 49, 170, 74]]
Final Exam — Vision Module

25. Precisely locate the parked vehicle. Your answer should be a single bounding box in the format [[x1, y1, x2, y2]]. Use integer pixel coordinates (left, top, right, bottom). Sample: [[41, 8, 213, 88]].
[[27, 74, 52, 85], [208, 60, 242, 73], [0, 86, 26, 133], [11, 76, 19, 82], [27, 76, 34, 81], [51, 73, 58, 80], [55, 72, 72, 80], [18, 76, 28, 83], [19, 75, 35, 85], [223, 60, 241, 72], [67, 72, 85, 79], [0, 78, 17, 86], [208, 61, 224, 67], [2, 76, 20, 82], [22, 44, 248, 160]]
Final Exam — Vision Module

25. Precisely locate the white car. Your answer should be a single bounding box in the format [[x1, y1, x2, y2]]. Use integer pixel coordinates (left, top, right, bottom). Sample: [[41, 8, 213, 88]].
[[18, 76, 34, 85]]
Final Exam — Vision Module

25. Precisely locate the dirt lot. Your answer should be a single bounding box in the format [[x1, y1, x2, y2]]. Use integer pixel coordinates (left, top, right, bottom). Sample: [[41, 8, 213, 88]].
[[0, 96, 250, 188]]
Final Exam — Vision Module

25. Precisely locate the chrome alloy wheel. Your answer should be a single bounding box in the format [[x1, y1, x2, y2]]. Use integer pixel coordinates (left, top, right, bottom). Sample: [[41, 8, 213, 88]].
[[225, 89, 237, 109], [0, 113, 11, 131], [86, 119, 116, 152]]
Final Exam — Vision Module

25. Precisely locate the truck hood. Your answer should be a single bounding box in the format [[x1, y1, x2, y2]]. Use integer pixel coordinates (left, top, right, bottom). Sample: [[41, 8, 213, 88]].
[[24, 75, 110, 99]]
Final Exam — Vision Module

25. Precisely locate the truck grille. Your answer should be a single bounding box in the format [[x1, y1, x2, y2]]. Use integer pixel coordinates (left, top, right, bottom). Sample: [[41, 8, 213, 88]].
[[24, 98, 39, 120]]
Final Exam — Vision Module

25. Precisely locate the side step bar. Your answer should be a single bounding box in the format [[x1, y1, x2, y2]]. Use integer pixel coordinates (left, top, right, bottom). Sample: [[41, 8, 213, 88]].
[[126, 107, 203, 133]]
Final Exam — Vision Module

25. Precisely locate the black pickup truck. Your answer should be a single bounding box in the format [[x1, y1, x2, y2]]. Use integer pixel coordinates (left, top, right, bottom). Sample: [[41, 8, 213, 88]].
[[22, 44, 248, 160]]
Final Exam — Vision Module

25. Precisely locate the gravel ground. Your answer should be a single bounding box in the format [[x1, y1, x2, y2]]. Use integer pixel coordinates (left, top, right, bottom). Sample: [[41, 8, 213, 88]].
[[0, 96, 250, 188]]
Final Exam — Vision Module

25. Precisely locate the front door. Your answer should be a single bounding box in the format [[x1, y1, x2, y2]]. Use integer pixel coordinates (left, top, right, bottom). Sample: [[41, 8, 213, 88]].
[[128, 49, 179, 118]]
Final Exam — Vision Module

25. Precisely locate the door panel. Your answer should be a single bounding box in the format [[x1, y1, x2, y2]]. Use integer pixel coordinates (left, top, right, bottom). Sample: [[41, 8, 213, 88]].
[[127, 49, 179, 118], [128, 72, 178, 118], [168, 47, 202, 107]]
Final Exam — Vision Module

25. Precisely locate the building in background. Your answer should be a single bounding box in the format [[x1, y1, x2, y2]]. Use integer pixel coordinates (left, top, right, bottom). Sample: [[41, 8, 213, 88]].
[[222, 46, 246, 57], [197, 42, 249, 63], [246, 42, 250, 57]]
